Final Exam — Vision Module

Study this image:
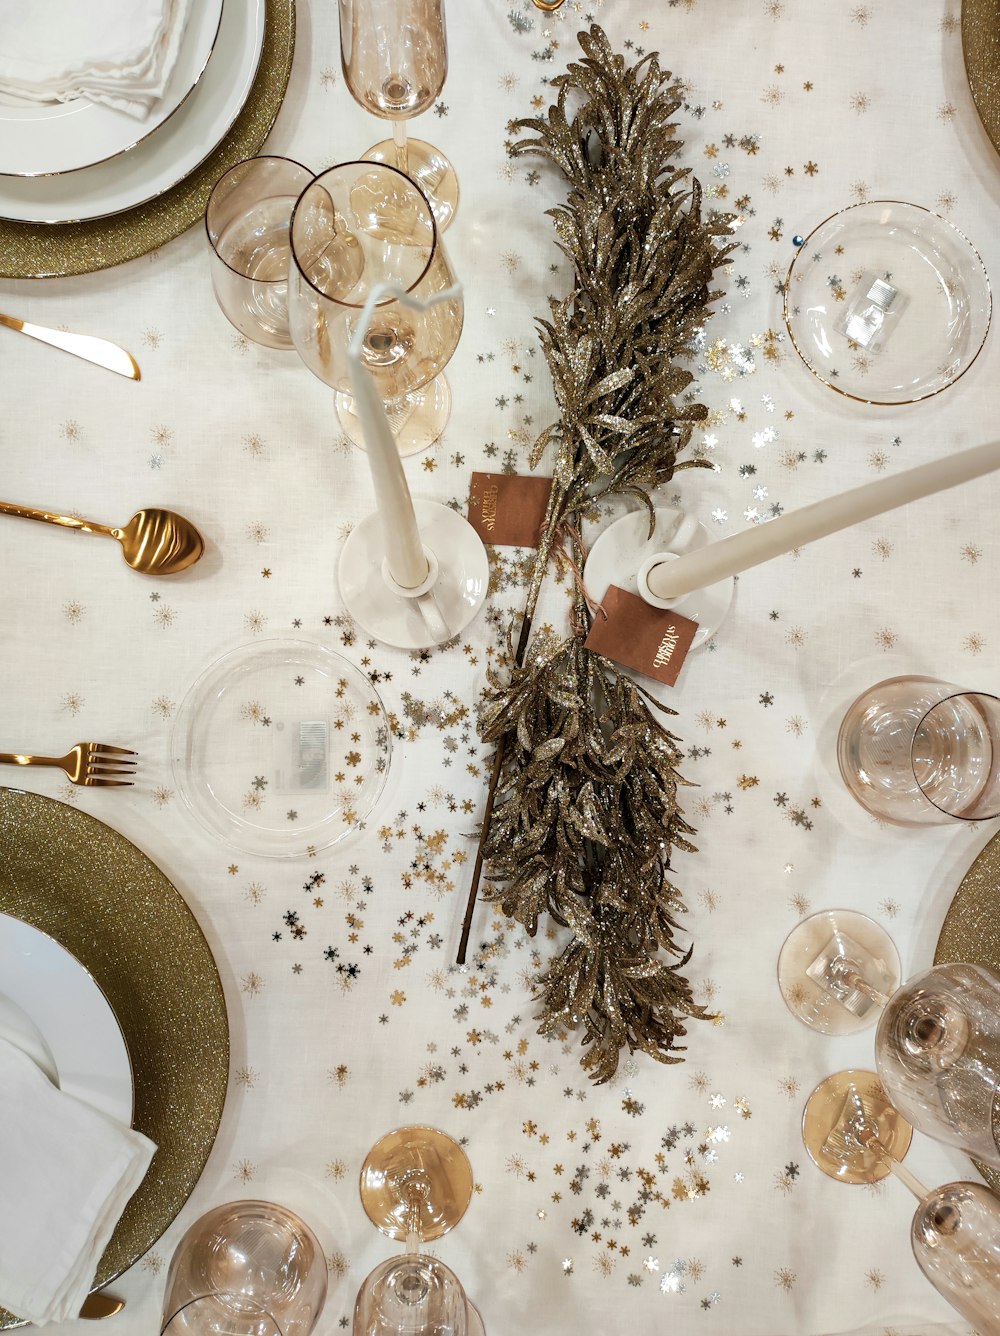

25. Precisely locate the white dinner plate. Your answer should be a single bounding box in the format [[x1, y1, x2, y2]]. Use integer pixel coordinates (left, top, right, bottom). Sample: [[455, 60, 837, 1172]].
[[0, 0, 224, 178], [0, 0, 264, 223], [0, 912, 133, 1124]]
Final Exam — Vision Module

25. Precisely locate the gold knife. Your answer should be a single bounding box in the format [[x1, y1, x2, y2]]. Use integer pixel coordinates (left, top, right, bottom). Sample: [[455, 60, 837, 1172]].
[[79, 1292, 126, 1320], [0, 313, 140, 380]]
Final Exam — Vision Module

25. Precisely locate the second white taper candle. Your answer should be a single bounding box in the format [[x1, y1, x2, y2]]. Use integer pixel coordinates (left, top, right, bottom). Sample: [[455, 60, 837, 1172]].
[[646, 439, 1000, 601]]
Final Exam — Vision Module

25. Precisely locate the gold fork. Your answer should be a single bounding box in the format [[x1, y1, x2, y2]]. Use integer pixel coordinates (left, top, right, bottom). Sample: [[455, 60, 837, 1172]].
[[0, 743, 137, 787]]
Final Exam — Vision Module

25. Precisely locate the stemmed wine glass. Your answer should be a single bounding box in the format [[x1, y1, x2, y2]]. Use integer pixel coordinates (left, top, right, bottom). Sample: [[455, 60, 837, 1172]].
[[354, 1126, 484, 1335], [288, 160, 463, 458], [802, 1070, 1000, 1329], [338, 0, 458, 232], [779, 910, 1000, 1172]]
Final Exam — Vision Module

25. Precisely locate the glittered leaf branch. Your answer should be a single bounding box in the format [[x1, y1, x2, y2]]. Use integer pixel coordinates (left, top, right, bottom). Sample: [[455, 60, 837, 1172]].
[[458, 25, 735, 1083]]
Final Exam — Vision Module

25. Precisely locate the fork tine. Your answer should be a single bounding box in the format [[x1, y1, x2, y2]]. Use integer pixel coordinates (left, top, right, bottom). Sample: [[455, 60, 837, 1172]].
[[86, 744, 138, 757], [82, 778, 135, 787], [87, 766, 138, 777]]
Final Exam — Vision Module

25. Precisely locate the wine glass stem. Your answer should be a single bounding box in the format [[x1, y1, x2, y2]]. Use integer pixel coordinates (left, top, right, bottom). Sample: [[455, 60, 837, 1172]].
[[862, 1130, 930, 1200], [838, 966, 891, 1009], [392, 121, 409, 177], [887, 1158, 931, 1202], [403, 1185, 422, 1255]]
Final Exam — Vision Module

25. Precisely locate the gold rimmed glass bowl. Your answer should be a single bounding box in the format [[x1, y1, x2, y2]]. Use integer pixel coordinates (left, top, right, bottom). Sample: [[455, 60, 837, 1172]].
[[783, 200, 991, 405]]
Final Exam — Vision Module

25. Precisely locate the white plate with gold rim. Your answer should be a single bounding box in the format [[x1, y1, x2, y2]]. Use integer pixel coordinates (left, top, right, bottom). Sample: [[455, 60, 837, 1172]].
[[0, 0, 263, 223], [0, 912, 133, 1123], [0, 0, 224, 178]]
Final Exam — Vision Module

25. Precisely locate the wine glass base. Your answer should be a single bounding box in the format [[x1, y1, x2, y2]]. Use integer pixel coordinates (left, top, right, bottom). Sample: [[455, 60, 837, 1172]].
[[338, 501, 489, 650], [777, 909, 901, 1035], [360, 1125, 475, 1241], [336, 376, 452, 459], [802, 1069, 913, 1184], [361, 138, 459, 232], [582, 508, 734, 647]]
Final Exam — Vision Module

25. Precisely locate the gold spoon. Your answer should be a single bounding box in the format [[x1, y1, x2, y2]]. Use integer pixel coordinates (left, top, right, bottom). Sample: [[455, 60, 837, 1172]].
[[79, 1292, 126, 1319], [0, 500, 204, 575]]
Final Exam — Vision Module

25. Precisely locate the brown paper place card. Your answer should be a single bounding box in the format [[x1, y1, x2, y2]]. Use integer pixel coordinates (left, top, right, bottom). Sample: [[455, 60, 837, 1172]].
[[468, 472, 553, 547], [584, 585, 698, 687]]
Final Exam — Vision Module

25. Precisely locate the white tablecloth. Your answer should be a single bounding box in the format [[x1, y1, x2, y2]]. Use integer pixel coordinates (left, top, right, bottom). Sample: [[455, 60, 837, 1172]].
[[2, 1, 999, 1332]]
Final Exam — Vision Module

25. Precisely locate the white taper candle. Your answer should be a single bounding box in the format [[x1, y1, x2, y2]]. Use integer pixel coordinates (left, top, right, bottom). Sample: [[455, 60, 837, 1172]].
[[346, 282, 459, 590], [346, 351, 427, 589], [646, 439, 1000, 601]]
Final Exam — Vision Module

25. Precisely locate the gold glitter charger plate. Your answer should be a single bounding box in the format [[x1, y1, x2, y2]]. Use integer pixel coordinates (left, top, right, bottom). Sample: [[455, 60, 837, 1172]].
[[934, 827, 1000, 1193], [0, 0, 294, 279], [963, 0, 1000, 162], [0, 787, 229, 1327]]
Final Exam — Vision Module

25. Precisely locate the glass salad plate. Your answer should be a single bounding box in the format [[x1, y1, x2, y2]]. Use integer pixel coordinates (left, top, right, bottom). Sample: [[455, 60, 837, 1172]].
[[172, 640, 392, 859]]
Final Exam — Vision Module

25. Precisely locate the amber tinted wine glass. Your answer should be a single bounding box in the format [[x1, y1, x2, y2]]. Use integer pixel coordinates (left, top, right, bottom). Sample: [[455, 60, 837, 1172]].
[[288, 161, 463, 457], [354, 1126, 485, 1335], [338, 0, 458, 231], [777, 909, 901, 1036], [802, 1072, 1000, 1329]]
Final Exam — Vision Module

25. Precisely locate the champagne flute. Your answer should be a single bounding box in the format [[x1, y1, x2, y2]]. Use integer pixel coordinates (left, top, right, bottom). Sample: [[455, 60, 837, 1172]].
[[288, 161, 463, 458], [803, 1071, 1000, 1329], [354, 1126, 485, 1335], [338, 0, 458, 231]]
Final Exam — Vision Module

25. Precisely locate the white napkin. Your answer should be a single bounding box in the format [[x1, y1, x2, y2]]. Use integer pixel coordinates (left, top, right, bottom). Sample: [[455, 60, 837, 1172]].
[[0, 0, 194, 119], [0, 1038, 156, 1325]]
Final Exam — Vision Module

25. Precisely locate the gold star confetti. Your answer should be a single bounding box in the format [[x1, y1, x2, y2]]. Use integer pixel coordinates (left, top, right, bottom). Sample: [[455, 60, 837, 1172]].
[[328, 1251, 349, 1278]]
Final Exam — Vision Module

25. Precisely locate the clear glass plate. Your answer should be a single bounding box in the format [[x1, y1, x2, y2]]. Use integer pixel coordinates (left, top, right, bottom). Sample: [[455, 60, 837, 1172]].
[[783, 200, 991, 405], [172, 640, 391, 858]]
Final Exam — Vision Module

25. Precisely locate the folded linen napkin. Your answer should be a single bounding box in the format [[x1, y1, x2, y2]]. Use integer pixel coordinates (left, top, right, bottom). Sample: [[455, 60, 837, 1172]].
[[0, 0, 194, 119], [0, 1038, 156, 1325]]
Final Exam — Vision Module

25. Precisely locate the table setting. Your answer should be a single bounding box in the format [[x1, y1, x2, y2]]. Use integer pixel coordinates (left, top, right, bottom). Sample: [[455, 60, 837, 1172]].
[[6, 0, 1000, 1332]]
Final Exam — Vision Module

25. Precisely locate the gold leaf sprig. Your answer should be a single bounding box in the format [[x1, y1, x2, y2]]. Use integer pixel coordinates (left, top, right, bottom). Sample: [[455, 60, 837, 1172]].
[[480, 634, 709, 1082], [458, 26, 733, 1082]]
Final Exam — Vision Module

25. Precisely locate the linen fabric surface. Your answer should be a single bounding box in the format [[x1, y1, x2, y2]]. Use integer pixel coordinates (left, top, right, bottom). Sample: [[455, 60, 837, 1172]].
[[0, 1040, 156, 1325], [0, 1, 998, 1334], [0, 0, 193, 116]]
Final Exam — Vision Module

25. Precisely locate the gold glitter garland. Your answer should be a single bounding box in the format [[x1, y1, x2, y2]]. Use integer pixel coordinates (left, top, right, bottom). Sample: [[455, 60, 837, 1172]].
[[458, 27, 735, 1083]]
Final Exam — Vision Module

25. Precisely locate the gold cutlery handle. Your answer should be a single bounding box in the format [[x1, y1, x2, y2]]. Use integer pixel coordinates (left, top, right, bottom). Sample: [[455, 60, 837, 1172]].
[[0, 752, 60, 768], [0, 500, 115, 539], [0, 312, 140, 380]]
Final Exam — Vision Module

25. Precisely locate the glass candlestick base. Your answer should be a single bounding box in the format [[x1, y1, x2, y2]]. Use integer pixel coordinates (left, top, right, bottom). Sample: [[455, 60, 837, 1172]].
[[338, 502, 489, 651]]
